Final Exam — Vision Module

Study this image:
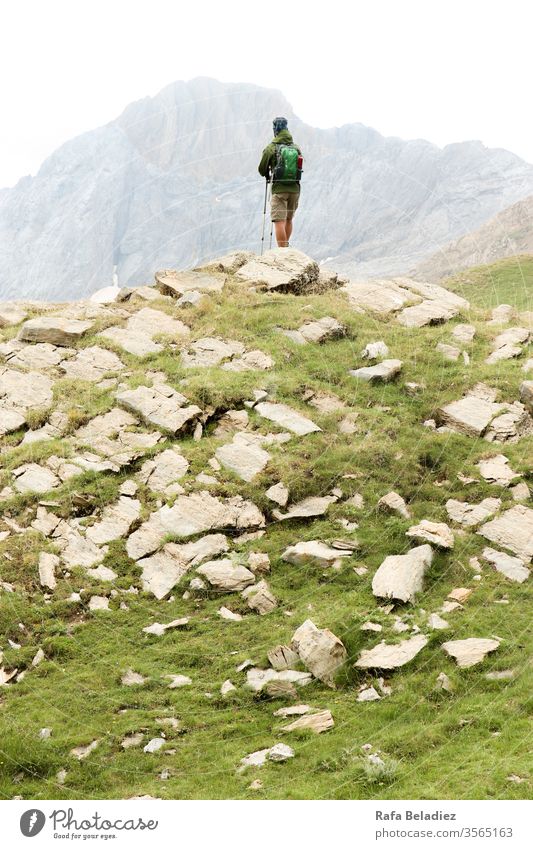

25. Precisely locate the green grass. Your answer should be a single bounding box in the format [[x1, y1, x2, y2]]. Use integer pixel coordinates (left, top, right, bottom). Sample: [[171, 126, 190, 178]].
[[0, 260, 532, 800], [447, 253, 533, 312]]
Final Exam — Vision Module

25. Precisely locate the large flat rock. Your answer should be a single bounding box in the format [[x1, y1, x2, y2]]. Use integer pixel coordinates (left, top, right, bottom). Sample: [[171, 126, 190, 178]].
[[235, 249, 320, 292], [255, 401, 320, 435], [60, 346, 124, 382], [19, 316, 93, 346], [137, 534, 229, 598], [442, 638, 500, 668], [85, 496, 141, 545], [342, 277, 468, 326], [372, 544, 433, 603], [215, 433, 271, 482], [116, 384, 201, 434], [349, 359, 402, 383], [155, 269, 224, 296], [478, 505, 533, 561], [355, 634, 428, 669], [0, 368, 54, 411], [291, 619, 347, 687], [196, 559, 255, 592]]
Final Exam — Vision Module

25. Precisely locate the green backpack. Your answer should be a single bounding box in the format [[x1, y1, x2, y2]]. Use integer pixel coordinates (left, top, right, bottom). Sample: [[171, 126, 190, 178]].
[[273, 143, 302, 183]]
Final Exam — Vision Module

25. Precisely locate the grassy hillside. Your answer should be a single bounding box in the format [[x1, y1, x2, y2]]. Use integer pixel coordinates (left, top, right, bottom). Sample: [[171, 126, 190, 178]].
[[0, 260, 531, 801], [446, 254, 533, 311]]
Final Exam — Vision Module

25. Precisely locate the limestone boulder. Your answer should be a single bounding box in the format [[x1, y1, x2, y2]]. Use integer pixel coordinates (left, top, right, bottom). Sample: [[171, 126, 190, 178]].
[[291, 619, 347, 688], [242, 580, 277, 614], [285, 316, 345, 345], [137, 448, 189, 494], [19, 316, 93, 346], [116, 384, 201, 435], [446, 497, 501, 526], [482, 547, 530, 583], [406, 520, 454, 550], [215, 433, 271, 482], [60, 346, 124, 382], [137, 534, 229, 599], [255, 401, 320, 436], [245, 667, 313, 693], [281, 540, 352, 568], [349, 359, 402, 382], [355, 634, 428, 669], [372, 544, 433, 603], [478, 505, 533, 561], [281, 710, 334, 734], [442, 638, 500, 668], [235, 248, 319, 292], [85, 497, 141, 545], [477, 455, 521, 487], [273, 495, 337, 522], [155, 269, 224, 296], [377, 491, 411, 520], [196, 559, 256, 592]]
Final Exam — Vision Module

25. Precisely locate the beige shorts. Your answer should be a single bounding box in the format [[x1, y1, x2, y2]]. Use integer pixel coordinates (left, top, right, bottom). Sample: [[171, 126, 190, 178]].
[[271, 191, 300, 222]]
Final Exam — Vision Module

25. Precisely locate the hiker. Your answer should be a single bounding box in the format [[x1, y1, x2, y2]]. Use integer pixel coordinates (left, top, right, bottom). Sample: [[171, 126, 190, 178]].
[[258, 117, 303, 248]]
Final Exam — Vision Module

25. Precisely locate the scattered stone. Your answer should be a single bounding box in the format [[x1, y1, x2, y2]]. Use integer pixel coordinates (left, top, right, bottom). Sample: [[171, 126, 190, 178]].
[[511, 482, 530, 502], [255, 401, 320, 436], [478, 455, 521, 487], [355, 634, 428, 669], [221, 679, 236, 696], [482, 547, 530, 583], [427, 613, 449, 630], [436, 672, 454, 692], [285, 316, 345, 345], [361, 340, 389, 360], [273, 704, 311, 717], [155, 269, 224, 297], [87, 565, 117, 582], [452, 324, 476, 343], [281, 709, 334, 733], [445, 497, 501, 526], [273, 495, 337, 522], [436, 342, 461, 361], [19, 316, 93, 346], [281, 540, 352, 569], [86, 497, 141, 545], [357, 686, 381, 702], [479, 505, 533, 561], [361, 622, 383, 633], [100, 325, 162, 357], [342, 277, 468, 326], [247, 552, 270, 574], [245, 667, 312, 693], [349, 359, 402, 382], [267, 645, 300, 671], [448, 588, 473, 603], [216, 433, 271, 482], [60, 346, 124, 382], [138, 534, 229, 599], [0, 307, 27, 327], [242, 580, 277, 615], [138, 449, 189, 494], [235, 248, 319, 292], [196, 559, 255, 592], [218, 606, 243, 621], [143, 738, 165, 754], [377, 491, 411, 520], [121, 669, 146, 686], [70, 740, 98, 760], [442, 638, 500, 668], [165, 674, 192, 689], [38, 552, 59, 590], [213, 409, 249, 437], [291, 619, 347, 687], [142, 618, 189, 636], [121, 733, 144, 750], [485, 670, 514, 681], [116, 384, 201, 435], [521, 380, 533, 413], [88, 596, 110, 612], [406, 520, 454, 549], [372, 544, 433, 603]]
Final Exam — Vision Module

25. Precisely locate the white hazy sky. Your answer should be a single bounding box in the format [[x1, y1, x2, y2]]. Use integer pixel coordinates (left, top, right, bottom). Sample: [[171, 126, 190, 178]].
[[1, 0, 532, 188]]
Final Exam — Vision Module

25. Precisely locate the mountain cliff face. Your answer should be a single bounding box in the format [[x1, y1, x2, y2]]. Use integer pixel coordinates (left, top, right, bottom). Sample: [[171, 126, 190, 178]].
[[2, 76, 533, 301], [413, 194, 533, 281]]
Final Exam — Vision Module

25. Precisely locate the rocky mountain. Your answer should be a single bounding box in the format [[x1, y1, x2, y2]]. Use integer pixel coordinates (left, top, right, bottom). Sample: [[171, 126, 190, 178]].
[[2, 77, 533, 301], [413, 194, 533, 281], [0, 248, 532, 799]]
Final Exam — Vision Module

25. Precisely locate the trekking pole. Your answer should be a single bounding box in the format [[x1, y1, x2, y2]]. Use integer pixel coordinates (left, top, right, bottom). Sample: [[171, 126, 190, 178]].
[[260, 177, 269, 256], [269, 214, 273, 250]]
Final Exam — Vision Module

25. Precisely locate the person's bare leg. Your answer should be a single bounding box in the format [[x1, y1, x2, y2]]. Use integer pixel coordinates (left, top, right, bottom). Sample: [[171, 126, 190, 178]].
[[285, 218, 293, 245], [275, 220, 288, 247]]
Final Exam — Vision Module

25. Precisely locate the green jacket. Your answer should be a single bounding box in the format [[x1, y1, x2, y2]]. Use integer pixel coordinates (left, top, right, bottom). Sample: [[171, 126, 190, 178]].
[[258, 129, 302, 194]]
